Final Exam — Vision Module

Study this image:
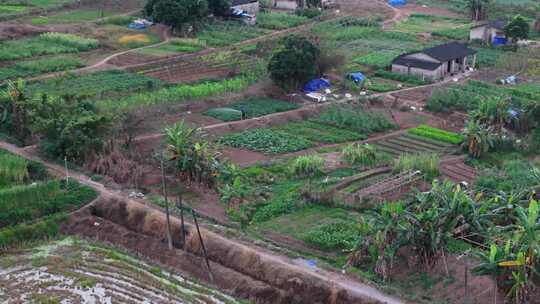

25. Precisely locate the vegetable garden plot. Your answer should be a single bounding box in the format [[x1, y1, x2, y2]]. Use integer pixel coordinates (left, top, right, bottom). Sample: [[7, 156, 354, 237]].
[[26, 70, 163, 98], [372, 134, 452, 157], [204, 98, 300, 121]]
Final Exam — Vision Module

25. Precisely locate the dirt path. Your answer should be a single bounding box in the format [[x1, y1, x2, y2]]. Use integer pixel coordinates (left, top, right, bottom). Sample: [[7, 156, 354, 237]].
[[133, 71, 475, 145], [0, 139, 406, 304]]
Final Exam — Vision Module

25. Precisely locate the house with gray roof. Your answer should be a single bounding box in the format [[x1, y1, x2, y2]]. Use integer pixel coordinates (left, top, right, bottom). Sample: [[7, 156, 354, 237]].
[[470, 20, 508, 45], [391, 42, 477, 81]]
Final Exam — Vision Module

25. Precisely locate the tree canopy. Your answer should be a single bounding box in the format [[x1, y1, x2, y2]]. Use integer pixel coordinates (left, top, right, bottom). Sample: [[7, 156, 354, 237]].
[[144, 0, 209, 31], [504, 15, 530, 43], [208, 0, 231, 16], [268, 35, 320, 91]]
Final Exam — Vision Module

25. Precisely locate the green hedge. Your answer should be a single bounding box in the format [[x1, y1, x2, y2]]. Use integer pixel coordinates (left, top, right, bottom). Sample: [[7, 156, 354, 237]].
[[408, 124, 464, 144]]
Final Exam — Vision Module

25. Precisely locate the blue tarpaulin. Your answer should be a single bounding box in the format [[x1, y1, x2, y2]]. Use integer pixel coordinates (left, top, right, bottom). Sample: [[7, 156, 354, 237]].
[[303, 78, 331, 93], [128, 22, 146, 29], [348, 72, 365, 83], [388, 0, 406, 6], [493, 36, 508, 46]]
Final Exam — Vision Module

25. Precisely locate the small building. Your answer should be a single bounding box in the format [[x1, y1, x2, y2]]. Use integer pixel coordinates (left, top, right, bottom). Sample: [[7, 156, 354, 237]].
[[470, 20, 508, 46], [391, 42, 477, 81], [272, 0, 298, 10], [231, 0, 260, 15]]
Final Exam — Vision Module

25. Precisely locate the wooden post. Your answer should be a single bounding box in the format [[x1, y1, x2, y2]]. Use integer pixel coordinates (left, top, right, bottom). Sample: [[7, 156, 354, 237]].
[[64, 156, 69, 185], [160, 153, 173, 250], [192, 210, 214, 282], [177, 195, 186, 248]]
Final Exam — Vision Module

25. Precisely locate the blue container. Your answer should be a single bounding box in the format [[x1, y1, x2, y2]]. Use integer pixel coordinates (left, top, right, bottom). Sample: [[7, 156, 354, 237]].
[[388, 0, 407, 6]]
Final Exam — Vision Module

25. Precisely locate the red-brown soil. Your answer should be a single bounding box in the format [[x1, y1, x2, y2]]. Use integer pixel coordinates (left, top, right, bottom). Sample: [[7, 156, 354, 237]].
[[62, 195, 404, 304]]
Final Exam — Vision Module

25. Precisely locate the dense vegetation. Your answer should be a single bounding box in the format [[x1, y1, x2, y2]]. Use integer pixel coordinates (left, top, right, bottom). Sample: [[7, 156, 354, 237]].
[[0, 149, 97, 247], [0, 57, 84, 82], [408, 125, 464, 145]]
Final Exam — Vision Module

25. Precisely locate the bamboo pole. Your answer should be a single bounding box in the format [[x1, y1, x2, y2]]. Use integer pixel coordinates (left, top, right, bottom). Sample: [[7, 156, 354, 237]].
[[192, 210, 214, 282], [161, 153, 173, 250]]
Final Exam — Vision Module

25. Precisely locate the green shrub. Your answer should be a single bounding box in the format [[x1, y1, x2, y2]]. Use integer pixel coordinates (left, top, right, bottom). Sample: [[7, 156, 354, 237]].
[[290, 155, 325, 177], [408, 125, 464, 144], [302, 221, 359, 251], [342, 143, 390, 167], [251, 181, 304, 222], [220, 128, 313, 154], [393, 153, 440, 179], [425, 87, 482, 112], [295, 7, 322, 18], [475, 160, 540, 193], [374, 70, 431, 85], [316, 105, 397, 134], [367, 81, 398, 92]]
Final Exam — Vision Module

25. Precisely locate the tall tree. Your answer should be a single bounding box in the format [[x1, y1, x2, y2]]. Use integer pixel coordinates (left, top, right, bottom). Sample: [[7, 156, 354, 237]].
[[268, 35, 320, 91], [467, 0, 490, 21], [208, 0, 231, 16], [504, 15, 530, 43], [145, 0, 208, 31]]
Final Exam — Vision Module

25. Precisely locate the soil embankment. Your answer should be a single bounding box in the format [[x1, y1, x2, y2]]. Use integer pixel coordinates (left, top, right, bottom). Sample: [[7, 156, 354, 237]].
[[62, 195, 403, 304]]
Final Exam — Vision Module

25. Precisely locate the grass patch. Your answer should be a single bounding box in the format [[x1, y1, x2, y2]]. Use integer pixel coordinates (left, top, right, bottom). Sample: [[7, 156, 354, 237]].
[[0, 33, 98, 61], [0, 56, 84, 82], [204, 98, 300, 121], [197, 20, 270, 47], [353, 50, 402, 68], [256, 12, 308, 30], [31, 9, 113, 24], [393, 153, 440, 179]]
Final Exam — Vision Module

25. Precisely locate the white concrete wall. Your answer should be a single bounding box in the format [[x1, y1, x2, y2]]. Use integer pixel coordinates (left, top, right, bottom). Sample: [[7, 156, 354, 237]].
[[391, 64, 440, 81], [274, 0, 297, 10], [470, 26, 486, 41], [232, 2, 260, 14]]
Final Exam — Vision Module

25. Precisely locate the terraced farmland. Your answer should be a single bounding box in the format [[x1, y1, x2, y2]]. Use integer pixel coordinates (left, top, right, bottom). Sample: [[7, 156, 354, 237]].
[[371, 133, 455, 157], [0, 238, 242, 304]]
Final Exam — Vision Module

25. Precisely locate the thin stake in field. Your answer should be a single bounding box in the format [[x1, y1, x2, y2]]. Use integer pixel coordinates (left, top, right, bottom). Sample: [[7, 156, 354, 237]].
[[192, 209, 214, 282], [160, 153, 173, 250], [177, 195, 186, 248]]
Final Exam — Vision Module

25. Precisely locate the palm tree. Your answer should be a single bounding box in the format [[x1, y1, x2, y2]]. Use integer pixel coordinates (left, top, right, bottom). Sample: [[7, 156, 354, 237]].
[[165, 120, 219, 186], [462, 120, 495, 158], [473, 97, 511, 131]]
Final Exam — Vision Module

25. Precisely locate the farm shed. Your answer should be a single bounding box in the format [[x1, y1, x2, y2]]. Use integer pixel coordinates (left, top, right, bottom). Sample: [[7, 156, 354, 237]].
[[391, 42, 477, 81], [231, 0, 260, 15], [470, 20, 508, 46], [272, 0, 298, 10]]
